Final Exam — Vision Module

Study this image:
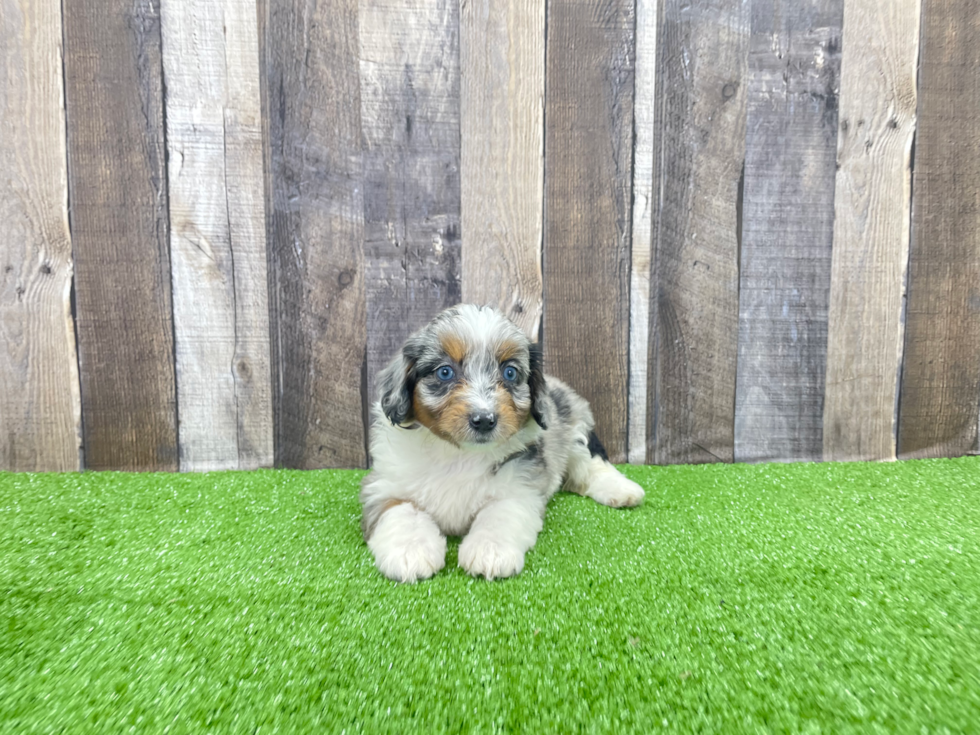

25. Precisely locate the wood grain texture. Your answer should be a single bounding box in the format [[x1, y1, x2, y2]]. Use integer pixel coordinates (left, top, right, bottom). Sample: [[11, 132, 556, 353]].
[[63, 0, 178, 471], [544, 0, 634, 463], [265, 0, 366, 468], [898, 0, 980, 459], [359, 0, 462, 408], [647, 0, 747, 464], [161, 0, 273, 471], [628, 0, 657, 464], [734, 0, 843, 463], [0, 0, 81, 471], [823, 0, 919, 462], [460, 0, 544, 339]]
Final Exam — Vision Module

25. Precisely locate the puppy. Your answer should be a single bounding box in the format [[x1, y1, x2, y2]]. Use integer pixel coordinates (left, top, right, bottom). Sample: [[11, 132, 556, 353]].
[[359, 304, 645, 582]]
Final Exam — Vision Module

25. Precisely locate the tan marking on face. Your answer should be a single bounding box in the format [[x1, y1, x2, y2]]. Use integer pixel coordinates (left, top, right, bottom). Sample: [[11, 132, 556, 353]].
[[413, 391, 439, 431], [414, 375, 526, 445], [413, 383, 465, 445], [494, 385, 525, 440], [434, 389, 473, 444], [440, 333, 467, 365], [496, 340, 522, 363]]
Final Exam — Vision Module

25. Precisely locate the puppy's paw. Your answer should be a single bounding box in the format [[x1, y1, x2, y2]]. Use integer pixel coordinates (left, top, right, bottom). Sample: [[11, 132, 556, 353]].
[[369, 504, 446, 583], [587, 470, 645, 508], [374, 538, 446, 583], [458, 534, 525, 580]]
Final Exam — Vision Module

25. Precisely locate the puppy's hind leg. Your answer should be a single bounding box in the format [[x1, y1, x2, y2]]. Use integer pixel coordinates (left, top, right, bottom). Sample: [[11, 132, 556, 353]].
[[564, 431, 645, 508], [366, 501, 447, 583]]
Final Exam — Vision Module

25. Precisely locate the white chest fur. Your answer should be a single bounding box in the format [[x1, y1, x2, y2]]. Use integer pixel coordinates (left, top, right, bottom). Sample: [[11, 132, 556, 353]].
[[367, 406, 545, 536]]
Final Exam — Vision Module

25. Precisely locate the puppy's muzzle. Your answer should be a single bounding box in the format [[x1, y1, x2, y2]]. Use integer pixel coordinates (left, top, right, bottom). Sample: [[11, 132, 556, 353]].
[[468, 411, 497, 435]]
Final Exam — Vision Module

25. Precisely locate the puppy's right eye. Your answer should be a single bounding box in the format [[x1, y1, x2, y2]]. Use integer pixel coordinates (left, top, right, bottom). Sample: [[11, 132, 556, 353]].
[[436, 366, 455, 382]]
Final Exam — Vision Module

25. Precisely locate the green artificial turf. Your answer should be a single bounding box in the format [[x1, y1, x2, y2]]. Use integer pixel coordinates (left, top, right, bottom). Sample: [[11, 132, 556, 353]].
[[2, 458, 979, 734]]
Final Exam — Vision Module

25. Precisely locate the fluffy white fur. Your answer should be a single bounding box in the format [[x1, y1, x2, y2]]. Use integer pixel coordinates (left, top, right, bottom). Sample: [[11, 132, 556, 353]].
[[360, 305, 645, 583]]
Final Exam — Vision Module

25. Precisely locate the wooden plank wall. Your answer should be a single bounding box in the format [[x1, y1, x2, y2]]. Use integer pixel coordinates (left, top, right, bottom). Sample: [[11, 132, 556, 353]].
[[735, 0, 844, 463], [359, 0, 463, 414], [460, 0, 545, 340], [1, 0, 81, 471], [2, 0, 980, 471], [824, 0, 920, 461], [161, 0, 273, 471], [264, 0, 366, 469], [646, 0, 747, 465], [897, 0, 980, 459], [63, 0, 178, 472], [544, 0, 635, 463]]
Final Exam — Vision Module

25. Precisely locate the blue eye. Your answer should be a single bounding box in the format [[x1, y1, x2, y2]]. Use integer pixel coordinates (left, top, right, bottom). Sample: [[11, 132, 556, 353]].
[[502, 365, 518, 382], [436, 366, 455, 382]]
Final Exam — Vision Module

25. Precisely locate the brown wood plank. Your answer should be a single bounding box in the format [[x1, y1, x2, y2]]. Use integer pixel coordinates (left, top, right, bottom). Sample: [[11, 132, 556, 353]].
[[63, 0, 178, 471], [161, 0, 274, 471], [460, 0, 544, 339], [823, 0, 920, 462], [0, 0, 81, 471], [647, 0, 747, 465], [544, 0, 634, 463], [898, 0, 980, 459], [265, 0, 367, 468], [359, 0, 462, 408], [733, 0, 843, 463]]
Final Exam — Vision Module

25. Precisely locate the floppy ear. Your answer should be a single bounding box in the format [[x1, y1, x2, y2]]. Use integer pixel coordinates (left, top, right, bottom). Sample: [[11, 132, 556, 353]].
[[378, 350, 417, 426], [528, 342, 548, 429]]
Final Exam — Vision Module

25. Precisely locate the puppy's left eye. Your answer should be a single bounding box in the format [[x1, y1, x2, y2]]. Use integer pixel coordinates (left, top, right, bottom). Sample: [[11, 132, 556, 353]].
[[502, 365, 518, 382], [436, 366, 455, 381]]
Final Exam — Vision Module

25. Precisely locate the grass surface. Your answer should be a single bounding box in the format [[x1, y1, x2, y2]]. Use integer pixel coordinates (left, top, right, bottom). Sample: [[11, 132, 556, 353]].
[[2, 458, 979, 733]]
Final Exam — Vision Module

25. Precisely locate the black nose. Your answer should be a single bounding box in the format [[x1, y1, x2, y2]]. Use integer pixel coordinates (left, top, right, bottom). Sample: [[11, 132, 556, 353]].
[[469, 412, 497, 433]]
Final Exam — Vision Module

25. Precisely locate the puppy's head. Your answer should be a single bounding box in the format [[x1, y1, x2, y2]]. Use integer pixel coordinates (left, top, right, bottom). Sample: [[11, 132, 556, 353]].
[[377, 305, 547, 446]]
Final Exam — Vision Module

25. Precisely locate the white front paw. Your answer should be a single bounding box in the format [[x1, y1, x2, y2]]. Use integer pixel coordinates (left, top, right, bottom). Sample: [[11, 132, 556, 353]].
[[588, 471, 646, 508], [369, 505, 446, 583], [373, 537, 446, 583], [458, 534, 525, 580]]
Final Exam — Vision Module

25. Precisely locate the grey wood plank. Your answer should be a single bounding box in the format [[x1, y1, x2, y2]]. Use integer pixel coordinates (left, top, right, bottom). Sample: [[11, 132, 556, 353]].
[[265, 0, 367, 468], [734, 0, 843, 463], [63, 0, 178, 471], [823, 0, 919, 461], [0, 0, 81, 471], [161, 0, 274, 471], [359, 0, 462, 409], [647, 0, 748, 464], [898, 0, 980, 459], [544, 0, 634, 463], [460, 0, 544, 339], [628, 0, 657, 464]]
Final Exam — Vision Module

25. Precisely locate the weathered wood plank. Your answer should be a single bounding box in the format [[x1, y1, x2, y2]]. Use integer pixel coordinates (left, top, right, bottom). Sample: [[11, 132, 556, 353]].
[[161, 0, 273, 471], [647, 0, 747, 465], [544, 0, 634, 463], [359, 0, 462, 408], [0, 0, 81, 471], [265, 0, 366, 468], [823, 0, 920, 462], [63, 0, 178, 471], [255, 0, 277, 465], [898, 0, 980, 459], [627, 0, 657, 464], [734, 0, 843, 463], [460, 0, 544, 339]]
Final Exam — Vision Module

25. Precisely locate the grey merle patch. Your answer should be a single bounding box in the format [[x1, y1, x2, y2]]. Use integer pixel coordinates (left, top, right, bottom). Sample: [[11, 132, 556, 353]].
[[494, 441, 544, 474], [587, 431, 608, 461]]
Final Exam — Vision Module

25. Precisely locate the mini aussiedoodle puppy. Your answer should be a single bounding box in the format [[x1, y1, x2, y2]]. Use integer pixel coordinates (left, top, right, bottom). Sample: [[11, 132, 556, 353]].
[[360, 304, 645, 582]]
